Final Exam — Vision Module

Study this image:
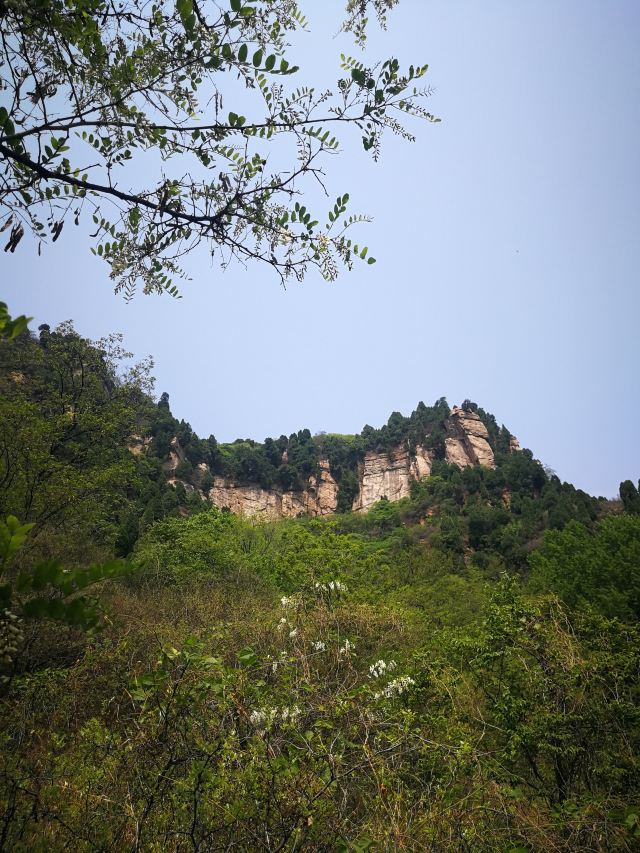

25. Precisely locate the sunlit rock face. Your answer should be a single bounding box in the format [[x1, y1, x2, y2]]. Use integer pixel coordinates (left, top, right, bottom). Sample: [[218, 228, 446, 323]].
[[351, 446, 434, 513], [163, 436, 186, 472], [208, 479, 281, 519], [154, 407, 516, 519], [444, 406, 495, 469], [309, 458, 340, 515], [208, 458, 338, 519]]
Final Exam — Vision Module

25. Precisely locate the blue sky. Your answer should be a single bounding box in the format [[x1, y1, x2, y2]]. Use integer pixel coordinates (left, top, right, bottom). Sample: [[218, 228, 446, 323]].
[[4, 0, 639, 497]]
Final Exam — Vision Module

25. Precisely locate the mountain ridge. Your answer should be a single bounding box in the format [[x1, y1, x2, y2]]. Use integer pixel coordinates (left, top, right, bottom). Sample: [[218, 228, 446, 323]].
[[157, 405, 521, 519]]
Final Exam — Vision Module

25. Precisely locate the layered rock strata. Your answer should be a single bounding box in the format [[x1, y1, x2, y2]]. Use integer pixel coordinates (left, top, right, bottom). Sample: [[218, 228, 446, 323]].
[[208, 458, 338, 520], [351, 446, 433, 513], [444, 407, 495, 469]]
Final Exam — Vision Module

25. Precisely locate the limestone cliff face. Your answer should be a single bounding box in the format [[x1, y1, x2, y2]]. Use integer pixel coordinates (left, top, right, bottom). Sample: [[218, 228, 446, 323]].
[[444, 407, 495, 469], [351, 446, 433, 513], [208, 458, 338, 520], [150, 406, 514, 520], [208, 479, 281, 519]]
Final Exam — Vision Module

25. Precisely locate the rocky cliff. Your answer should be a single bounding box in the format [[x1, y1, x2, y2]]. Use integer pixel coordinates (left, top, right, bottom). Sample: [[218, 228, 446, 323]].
[[444, 406, 495, 469], [208, 458, 338, 521], [351, 445, 433, 513], [191, 406, 507, 519]]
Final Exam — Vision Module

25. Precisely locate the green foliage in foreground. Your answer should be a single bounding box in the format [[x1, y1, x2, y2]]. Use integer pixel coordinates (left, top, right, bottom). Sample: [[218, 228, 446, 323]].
[[1, 502, 640, 851], [0, 303, 31, 341], [0, 515, 127, 627]]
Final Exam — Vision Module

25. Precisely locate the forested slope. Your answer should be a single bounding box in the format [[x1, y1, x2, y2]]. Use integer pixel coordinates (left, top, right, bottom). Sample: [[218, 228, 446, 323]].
[[1, 321, 640, 851]]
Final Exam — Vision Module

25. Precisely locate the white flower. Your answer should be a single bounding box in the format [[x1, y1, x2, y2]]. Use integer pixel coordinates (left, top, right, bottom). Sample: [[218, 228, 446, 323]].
[[312, 641, 326, 652], [317, 233, 329, 251], [339, 639, 355, 656], [374, 676, 416, 701], [250, 706, 301, 731], [249, 710, 266, 728], [289, 628, 298, 639], [280, 705, 301, 724], [315, 579, 346, 594], [278, 228, 292, 246], [369, 659, 388, 679], [277, 617, 288, 632], [280, 596, 292, 608]]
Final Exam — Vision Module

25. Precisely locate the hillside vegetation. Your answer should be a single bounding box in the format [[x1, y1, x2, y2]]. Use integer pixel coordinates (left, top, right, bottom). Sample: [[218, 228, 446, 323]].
[[1, 322, 640, 851]]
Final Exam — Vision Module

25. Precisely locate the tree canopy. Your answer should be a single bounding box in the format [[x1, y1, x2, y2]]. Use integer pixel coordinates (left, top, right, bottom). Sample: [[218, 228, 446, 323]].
[[0, 0, 438, 298]]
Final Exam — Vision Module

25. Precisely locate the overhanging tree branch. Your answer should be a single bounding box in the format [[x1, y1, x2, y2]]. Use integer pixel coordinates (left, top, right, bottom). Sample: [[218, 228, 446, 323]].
[[0, 0, 439, 298]]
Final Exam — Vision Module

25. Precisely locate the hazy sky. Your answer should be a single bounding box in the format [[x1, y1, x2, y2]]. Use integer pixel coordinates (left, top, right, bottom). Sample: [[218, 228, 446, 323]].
[[4, 0, 640, 498]]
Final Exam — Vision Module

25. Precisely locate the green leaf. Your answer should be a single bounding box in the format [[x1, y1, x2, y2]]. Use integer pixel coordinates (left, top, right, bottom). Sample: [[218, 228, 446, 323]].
[[238, 43, 248, 62], [238, 647, 259, 667], [264, 54, 276, 71], [230, 0, 241, 10], [0, 515, 35, 564], [252, 49, 263, 68], [176, 0, 193, 27]]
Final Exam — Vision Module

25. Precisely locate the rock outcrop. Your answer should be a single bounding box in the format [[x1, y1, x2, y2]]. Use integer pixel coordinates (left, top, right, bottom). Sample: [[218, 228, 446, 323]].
[[208, 458, 338, 520], [310, 458, 340, 515], [163, 436, 186, 472], [208, 479, 282, 519], [445, 407, 495, 469], [351, 446, 433, 513], [136, 405, 516, 520], [166, 477, 199, 495], [128, 435, 152, 456]]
